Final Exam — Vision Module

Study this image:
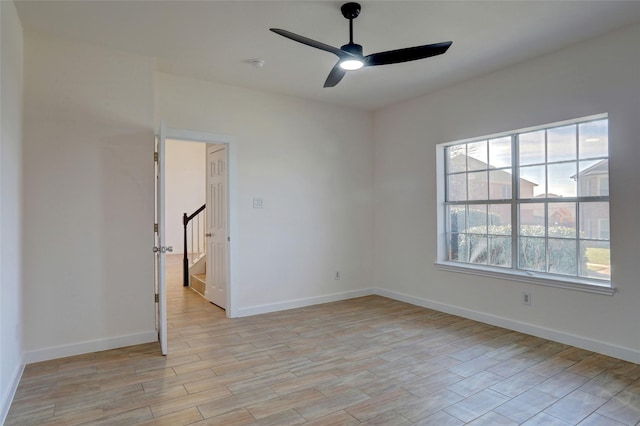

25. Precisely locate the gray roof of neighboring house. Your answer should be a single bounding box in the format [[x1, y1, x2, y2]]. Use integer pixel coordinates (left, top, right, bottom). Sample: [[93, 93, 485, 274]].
[[449, 154, 538, 186], [571, 159, 608, 179]]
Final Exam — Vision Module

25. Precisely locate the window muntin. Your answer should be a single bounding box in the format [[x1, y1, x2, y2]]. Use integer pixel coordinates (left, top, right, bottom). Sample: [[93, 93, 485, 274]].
[[443, 116, 610, 284]]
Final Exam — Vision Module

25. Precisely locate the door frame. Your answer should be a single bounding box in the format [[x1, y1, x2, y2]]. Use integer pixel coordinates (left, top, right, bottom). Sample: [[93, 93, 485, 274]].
[[162, 127, 237, 318]]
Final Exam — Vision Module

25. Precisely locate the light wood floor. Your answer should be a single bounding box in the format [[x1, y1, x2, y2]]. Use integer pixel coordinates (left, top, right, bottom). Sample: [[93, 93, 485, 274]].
[[6, 256, 640, 425]]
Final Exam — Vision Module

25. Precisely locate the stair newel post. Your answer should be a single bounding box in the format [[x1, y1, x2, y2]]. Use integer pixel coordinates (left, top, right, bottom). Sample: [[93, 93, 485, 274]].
[[183, 212, 189, 287]]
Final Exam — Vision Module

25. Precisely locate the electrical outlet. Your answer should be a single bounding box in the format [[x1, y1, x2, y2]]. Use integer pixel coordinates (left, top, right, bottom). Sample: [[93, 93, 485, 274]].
[[522, 292, 531, 306], [335, 271, 340, 280], [253, 197, 264, 209]]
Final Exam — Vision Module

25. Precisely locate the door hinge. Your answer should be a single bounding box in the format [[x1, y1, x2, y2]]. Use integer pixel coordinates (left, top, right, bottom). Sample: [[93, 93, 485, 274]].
[[154, 223, 158, 233], [155, 293, 159, 303], [228, 236, 230, 242], [154, 152, 158, 162]]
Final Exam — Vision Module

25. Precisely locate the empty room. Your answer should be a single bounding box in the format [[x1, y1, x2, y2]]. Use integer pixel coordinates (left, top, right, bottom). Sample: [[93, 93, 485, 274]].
[[1, 1, 640, 424]]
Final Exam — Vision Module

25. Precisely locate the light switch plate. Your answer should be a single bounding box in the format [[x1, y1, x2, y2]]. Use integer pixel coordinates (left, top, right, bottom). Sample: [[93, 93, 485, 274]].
[[253, 197, 264, 209]]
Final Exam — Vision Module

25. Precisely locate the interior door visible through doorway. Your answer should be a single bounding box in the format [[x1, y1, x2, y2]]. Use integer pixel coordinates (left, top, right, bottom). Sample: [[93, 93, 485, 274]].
[[206, 144, 228, 309]]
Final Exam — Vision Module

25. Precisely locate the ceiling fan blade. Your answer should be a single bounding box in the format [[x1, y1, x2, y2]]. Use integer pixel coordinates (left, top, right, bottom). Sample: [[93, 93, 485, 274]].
[[364, 41, 452, 66], [324, 62, 347, 88], [270, 28, 352, 59]]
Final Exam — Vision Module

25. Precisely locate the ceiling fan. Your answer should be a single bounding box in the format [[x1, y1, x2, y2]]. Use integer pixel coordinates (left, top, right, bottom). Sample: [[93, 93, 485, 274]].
[[270, 2, 452, 88]]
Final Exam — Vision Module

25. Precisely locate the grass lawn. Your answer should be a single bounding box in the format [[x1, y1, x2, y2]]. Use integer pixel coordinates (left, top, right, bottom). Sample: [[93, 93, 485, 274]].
[[586, 247, 610, 267]]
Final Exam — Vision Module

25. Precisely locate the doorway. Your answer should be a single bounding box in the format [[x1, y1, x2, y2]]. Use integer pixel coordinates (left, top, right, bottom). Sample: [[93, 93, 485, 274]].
[[160, 128, 235, 321]]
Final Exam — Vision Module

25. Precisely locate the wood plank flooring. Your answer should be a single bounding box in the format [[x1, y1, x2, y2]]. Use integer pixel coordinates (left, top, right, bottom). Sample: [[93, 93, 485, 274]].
[[6, 256, 640, 425]]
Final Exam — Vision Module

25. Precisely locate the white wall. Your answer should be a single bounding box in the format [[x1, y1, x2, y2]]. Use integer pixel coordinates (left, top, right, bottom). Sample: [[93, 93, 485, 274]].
[[166, 140, 206, 251], [22, 33, 157, 361], [0, 1, 24, 421], [156, 73, 374, 316], [373, 24, 640, 362]]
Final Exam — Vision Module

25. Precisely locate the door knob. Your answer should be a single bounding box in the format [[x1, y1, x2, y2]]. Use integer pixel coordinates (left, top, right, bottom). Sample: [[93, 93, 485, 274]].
[[152, 246, 173, 253], [205, 233, 213, 237]]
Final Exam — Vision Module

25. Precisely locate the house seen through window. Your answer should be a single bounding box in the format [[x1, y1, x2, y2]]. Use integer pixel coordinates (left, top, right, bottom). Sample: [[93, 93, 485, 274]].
[[441, 115, 610, 285]]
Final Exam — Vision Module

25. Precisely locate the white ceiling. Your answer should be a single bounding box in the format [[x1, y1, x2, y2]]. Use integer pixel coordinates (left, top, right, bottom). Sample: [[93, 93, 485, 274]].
[[14, 1, 640, 111]]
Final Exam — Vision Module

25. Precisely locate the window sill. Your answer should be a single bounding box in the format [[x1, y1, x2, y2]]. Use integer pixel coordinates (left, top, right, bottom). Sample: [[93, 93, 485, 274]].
[[434, 261, 616, 296]]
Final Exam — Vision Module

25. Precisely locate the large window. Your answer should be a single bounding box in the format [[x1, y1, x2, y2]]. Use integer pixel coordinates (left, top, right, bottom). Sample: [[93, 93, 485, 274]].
[[441, 115, 611, 287]]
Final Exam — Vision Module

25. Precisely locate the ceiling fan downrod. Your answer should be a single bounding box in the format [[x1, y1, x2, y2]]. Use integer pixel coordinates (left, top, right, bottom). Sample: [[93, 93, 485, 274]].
[[340, 2, 363, 56], [341, 2, 361, 45]]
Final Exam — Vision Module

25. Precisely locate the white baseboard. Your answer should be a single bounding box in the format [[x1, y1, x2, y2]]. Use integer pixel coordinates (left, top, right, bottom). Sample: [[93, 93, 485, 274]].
[[23, 331, 158, 364], [1, 359, 24, 425], [236, 288, 375, 317], [375, 288, 640, 365]]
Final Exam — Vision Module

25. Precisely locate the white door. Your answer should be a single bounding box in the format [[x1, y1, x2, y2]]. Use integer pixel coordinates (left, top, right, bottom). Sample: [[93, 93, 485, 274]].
[[155, 123, 170, 355], [206, 145, 228, 309]]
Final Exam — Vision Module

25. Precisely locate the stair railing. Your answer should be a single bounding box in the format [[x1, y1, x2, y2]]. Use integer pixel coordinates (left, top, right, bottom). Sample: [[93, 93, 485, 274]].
[[183, 203, 206, 287]]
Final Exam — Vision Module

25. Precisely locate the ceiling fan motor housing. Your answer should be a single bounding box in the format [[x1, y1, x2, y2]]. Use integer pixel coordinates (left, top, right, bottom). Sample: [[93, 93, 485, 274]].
[[341, 43, 363, 56]]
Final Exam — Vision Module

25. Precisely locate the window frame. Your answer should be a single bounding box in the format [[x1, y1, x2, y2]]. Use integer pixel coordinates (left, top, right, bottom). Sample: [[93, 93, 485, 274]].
[[598, 218, 610, 240], [435, 114, 615, 295]]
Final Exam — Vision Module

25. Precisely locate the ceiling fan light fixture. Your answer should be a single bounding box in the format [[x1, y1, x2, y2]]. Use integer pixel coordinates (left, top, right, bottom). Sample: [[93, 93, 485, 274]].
[[340, 59, 364, 71]]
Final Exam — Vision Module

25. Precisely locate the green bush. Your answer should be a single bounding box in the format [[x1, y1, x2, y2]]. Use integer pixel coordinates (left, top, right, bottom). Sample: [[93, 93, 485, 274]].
[[449, 207, 503, 230], [452, 224, 587, 275]]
